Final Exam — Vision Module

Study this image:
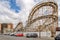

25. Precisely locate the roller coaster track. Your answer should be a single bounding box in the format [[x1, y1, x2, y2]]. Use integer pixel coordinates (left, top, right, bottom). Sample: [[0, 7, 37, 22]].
[[25, 1, 58, 36], [28, 2, 58, 22], [25, 2, 58, 28], [27, 15, 58, 27]]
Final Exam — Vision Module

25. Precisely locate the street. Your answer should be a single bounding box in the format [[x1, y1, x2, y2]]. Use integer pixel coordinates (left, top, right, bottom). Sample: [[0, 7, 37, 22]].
[[0, 35, 54, 40]]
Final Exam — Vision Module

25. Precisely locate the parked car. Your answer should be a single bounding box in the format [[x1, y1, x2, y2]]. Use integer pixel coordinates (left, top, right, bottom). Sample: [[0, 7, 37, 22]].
[[3, 32, 11, 35], [55, 34, 60, 40], [9, 33, 16, 36], [9, 32, 24, 37], [26, 33, 38, 38], [3, 33, 10, 35], [15, 33, 24, 37]]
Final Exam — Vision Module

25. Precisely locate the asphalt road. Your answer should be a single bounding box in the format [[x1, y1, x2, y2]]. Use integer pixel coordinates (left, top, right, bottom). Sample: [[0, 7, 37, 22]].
[[0, 35, 54, 40]]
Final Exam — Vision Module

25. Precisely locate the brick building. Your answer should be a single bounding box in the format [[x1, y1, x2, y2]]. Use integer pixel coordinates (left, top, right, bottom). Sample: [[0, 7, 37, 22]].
[[0, 23, 13, 34]]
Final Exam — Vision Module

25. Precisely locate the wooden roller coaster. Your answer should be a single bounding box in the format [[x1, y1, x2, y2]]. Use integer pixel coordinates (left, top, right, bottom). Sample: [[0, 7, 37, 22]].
[[15, 1, 58, 37], [25, 1, 58, 37]]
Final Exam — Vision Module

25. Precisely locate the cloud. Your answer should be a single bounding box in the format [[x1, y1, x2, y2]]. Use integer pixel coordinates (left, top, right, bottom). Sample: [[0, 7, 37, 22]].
[[0, 2, 21, 28], [15, 0, 59, 27], [0, 0, 59, 28], [0, 4, 19, 19], [15, 0, 36, 27]]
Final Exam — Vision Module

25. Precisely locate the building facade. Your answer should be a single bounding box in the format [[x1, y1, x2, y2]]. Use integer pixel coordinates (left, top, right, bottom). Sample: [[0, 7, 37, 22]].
[[0, 23, 13, 34]]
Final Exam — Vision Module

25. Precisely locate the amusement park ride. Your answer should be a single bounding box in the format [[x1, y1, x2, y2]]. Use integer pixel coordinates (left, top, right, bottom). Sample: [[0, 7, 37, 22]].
[[15, 0, 58, 37]]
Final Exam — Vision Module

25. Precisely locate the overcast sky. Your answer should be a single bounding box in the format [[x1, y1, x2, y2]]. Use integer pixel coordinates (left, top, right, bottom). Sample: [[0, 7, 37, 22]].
[[0, 0, 59, 28]]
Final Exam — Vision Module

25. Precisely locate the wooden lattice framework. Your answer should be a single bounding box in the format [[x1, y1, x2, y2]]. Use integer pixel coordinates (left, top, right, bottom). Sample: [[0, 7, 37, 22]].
[[14, 22, 24, 32], [25, 1, 58, 37]]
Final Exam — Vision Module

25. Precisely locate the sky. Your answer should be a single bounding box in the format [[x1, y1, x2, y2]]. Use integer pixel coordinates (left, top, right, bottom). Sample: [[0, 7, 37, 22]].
[[0, 0, 59, 28]]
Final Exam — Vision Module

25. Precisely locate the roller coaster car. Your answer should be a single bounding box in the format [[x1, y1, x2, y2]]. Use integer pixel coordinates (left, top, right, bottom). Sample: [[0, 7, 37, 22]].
[[55, 34, 60, 40]]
